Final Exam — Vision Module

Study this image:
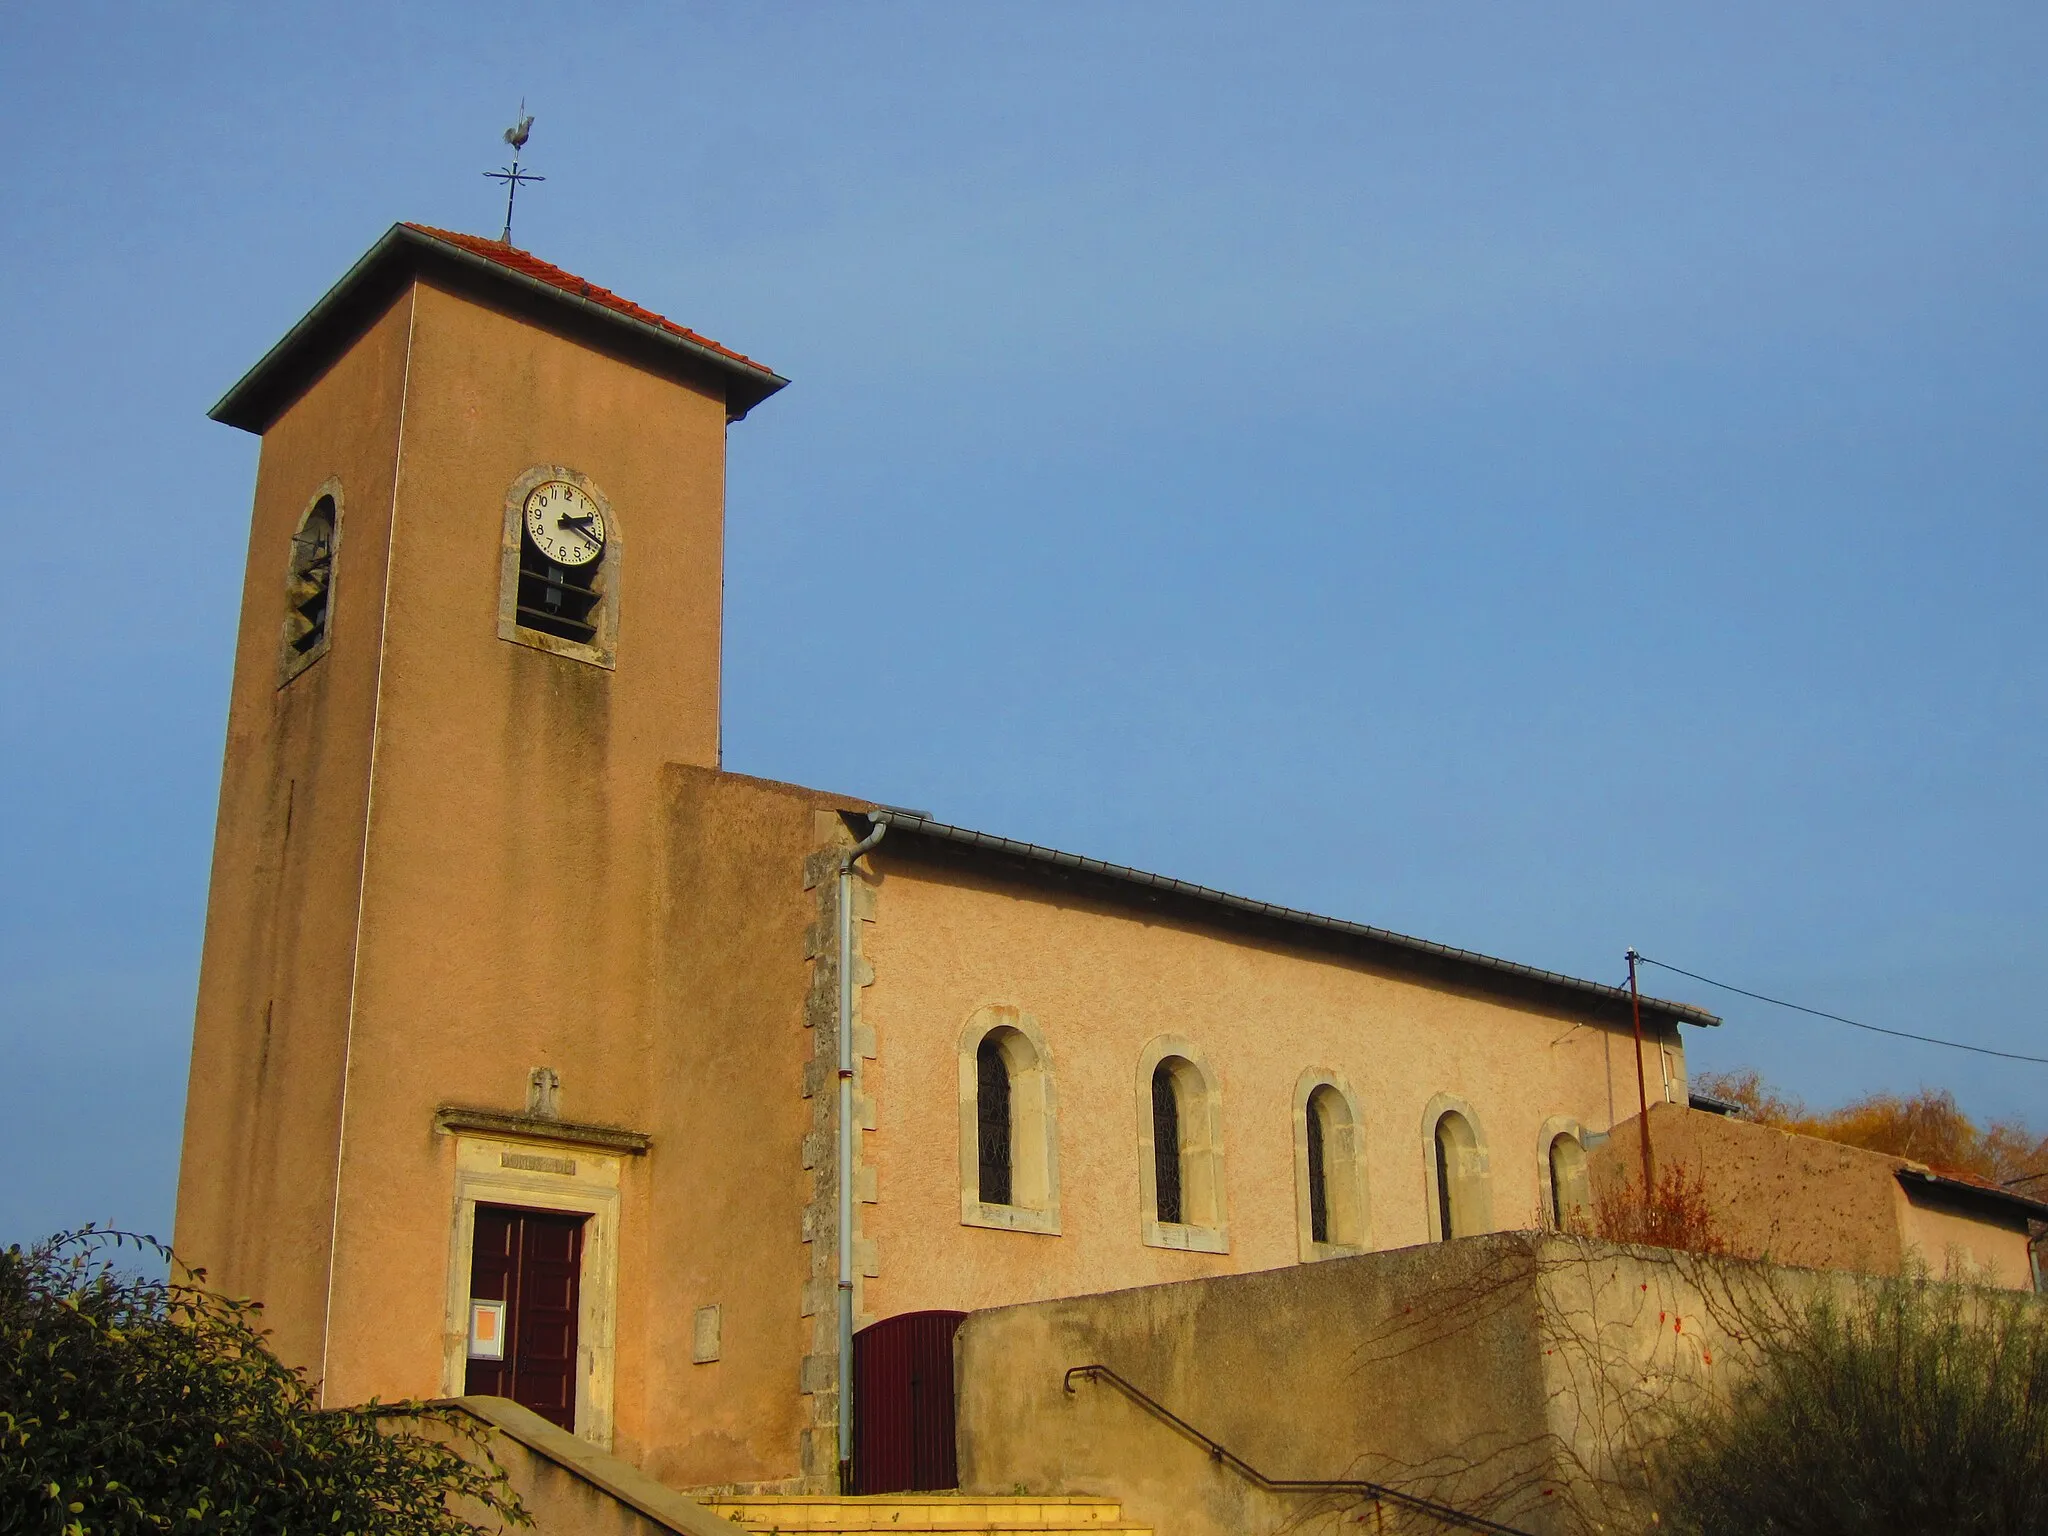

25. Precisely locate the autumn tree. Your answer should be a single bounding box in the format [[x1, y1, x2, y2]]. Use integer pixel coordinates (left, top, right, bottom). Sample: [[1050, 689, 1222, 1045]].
[[1692, 1069, 2048, 1187], [1694, 1068, 2047, 1283]]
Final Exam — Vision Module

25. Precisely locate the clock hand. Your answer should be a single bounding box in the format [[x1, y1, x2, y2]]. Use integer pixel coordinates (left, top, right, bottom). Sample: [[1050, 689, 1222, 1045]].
[[557, 512, 601, 544]]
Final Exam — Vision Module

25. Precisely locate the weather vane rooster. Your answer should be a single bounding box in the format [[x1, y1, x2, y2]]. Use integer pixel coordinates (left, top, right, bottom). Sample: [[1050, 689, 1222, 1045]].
[[485, 104, 544, 244]]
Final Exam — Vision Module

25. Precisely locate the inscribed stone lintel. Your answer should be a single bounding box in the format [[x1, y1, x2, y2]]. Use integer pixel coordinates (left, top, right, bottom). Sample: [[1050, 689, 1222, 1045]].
[[502, 1151, 577, 1176], [433, 1106, 652, 1155]]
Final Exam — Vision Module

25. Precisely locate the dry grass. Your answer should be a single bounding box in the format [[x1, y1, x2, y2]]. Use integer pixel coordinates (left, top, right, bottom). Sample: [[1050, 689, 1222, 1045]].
[[1572, 1160, 1730, 1256]]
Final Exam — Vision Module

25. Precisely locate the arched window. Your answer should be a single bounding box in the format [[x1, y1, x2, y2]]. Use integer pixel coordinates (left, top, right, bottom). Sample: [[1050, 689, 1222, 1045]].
[[956, 1009, 1060, 1234], [1135, 1038, 1227, 1253], [1293, 1070, 1370, 1259], [1152, 1062, 1183, 1224], [975, 1033, 1012, 1206], [1548, 1132, 1590, 1229], [1306, 1091, 1328, 1242], [280, 486, 340, 683], [1427, 1103, 1491, 1242]]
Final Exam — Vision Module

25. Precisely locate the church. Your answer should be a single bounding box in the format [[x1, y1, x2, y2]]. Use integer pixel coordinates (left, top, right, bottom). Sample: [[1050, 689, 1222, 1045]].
[[174, 221, 1736, 1524]]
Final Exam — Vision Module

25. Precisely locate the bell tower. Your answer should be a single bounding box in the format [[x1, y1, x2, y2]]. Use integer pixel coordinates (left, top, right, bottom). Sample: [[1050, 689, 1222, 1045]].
[[174, 224, 786, 1404]]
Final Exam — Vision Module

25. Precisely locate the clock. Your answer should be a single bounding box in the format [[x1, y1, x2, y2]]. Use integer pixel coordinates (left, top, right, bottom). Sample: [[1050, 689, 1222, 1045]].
[[523, 479, 607, 567], [502, 465, 616, 661]]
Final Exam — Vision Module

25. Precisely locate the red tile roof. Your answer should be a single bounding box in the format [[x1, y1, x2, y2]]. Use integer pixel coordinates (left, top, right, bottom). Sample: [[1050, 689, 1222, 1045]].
[[1896, 1160, 2048, 1220], [403, 223, 777, 379]]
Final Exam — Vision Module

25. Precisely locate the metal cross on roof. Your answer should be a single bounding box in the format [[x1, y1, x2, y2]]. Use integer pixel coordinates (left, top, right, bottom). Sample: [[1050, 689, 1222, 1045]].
[[485, 105, 544, 244]]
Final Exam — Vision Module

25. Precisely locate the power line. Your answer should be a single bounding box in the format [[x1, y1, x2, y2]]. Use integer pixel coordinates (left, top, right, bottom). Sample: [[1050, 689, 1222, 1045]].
[[1635, 956, 2048, 1067]]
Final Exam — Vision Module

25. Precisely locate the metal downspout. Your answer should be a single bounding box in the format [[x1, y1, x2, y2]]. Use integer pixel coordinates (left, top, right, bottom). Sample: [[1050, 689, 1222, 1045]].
[[836, 816, 885, 1491]]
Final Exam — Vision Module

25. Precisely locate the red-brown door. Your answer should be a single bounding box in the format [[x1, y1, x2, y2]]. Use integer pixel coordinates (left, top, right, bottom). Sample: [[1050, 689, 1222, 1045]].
[[465, 1205, 585, 1430], [851, 1311, 966, 1493]]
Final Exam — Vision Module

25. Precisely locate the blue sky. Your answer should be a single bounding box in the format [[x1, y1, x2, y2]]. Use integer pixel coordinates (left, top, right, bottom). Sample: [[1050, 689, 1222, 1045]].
[[3, 4, 2044, 1245]]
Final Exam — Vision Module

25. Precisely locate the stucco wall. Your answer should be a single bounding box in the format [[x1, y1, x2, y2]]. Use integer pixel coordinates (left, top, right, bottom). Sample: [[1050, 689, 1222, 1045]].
[[180, 247, 1742, 1501], [637, 769, 851, 1489], [954, 1234, 1770, 1536], [1592, 1103, 1905, 1274], [857, 845, 1688, 1322], [280, 276, 735, 1431], [177, 275, 837, 1482], [1896, 1180, 2036, 1288], [1590, 1104, 2036, 1289], [175, 291, 416, 1376]]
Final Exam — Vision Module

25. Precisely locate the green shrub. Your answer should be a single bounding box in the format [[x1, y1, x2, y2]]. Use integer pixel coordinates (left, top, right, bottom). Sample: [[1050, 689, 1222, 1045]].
[[1657, 1270, 2048, 1534], [0, 1227, 528, 1535]]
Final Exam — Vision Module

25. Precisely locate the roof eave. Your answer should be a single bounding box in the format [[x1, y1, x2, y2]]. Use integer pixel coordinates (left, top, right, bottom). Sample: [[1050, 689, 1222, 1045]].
[[863, 809, 1722, 1030], [1896, 1166, 2048, 1224], [210, 223, 788, 434]]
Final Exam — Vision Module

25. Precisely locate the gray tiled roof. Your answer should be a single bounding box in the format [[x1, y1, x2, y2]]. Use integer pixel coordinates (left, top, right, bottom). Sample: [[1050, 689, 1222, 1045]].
[[866, 809, 1721, 1030]]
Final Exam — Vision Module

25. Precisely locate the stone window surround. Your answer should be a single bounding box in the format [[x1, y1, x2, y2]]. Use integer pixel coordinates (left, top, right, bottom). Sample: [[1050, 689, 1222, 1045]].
[[279, 478, 343, 687], [956, 1004, 1062, 1235], [496, 463, 621, 670], [1421, 1092, 1494, 1243], [1134, 1034, 1229, 1254], [1538, 1115, 1592, 1230], [1291, 1067, 1371, 1261], [435, 1120, 638, 1449]]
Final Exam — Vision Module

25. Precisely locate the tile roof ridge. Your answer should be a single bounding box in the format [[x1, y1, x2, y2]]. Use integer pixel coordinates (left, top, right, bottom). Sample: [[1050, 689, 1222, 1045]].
[[1915, 1160, 2005, 1192], [397, 221, 775, 375]]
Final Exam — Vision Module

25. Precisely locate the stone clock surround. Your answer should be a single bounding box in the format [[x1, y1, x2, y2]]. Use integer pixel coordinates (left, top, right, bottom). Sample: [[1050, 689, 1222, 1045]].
[[497, 462, 622, 670]]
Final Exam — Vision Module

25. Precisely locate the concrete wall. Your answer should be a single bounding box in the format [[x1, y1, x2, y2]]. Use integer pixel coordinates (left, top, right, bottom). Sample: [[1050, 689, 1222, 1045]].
[[1590, 1103, 2036, 1289], [1896, 1180, 2036, 1289], [428, 1396, 747, 1536], [954, 1234, 1766, 1536]]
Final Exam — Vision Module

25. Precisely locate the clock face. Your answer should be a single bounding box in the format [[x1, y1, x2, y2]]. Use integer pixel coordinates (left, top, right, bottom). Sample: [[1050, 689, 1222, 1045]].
[[523, 479, 606, 568]]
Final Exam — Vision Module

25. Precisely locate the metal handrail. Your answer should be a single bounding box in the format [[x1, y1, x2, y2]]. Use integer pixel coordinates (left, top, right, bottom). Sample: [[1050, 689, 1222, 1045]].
[[1062, 1363, 1536, 1536]]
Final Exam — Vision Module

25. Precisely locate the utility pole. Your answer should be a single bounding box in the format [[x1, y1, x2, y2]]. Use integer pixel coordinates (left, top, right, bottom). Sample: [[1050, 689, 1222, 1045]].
[[1627, 948, 1655, 1197]]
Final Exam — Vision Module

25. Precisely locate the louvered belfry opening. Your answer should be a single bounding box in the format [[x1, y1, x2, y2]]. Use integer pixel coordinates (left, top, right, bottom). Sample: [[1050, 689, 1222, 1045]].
[[1306, 1091, 1331, 1244], [284, 495, 336, 658], [851, 1311, 967, 1494], [1152, 1061, 1183, 1224], [975, 1034, 1012, 1206], [516, 539, 602, 643]]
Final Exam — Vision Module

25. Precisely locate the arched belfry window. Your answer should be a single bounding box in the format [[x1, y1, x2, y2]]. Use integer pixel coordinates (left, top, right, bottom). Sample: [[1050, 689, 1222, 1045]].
[[956, 1008, 1060, 1234], [1426, 1101, 1492, 1242], [1293, 1070, 1369, 1259], [498, 466, 620, 669], [280, 485, 341, 684], [1135, 1037, 1227, 1253]]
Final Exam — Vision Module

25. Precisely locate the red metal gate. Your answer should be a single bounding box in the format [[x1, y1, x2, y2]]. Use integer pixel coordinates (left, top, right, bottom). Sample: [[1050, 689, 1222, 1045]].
[[851, 1310, 966, 1494]]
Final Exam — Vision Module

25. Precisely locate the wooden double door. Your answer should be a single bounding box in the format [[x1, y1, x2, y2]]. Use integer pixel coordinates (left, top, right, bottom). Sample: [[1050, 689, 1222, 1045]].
[[852, 1310, 967, 1493], [465, 1204, 585, 1430]]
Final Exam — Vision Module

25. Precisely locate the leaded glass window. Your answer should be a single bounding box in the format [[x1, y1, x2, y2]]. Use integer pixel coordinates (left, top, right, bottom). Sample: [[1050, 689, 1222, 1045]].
[[976, 1034, 1012, 1206], [1306, 1093, 1330, 1244], [1152, 1061, 1182, 1225]]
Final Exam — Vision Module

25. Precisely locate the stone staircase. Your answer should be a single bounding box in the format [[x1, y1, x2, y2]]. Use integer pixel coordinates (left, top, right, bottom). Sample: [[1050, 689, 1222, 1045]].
[[703, 1494, 1150, 1535]]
